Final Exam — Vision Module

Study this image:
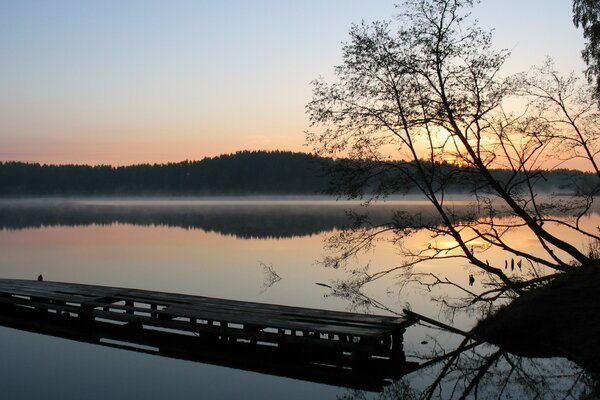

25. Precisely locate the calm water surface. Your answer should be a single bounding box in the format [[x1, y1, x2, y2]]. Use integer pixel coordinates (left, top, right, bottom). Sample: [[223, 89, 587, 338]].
[[0, 199, 593, 399]]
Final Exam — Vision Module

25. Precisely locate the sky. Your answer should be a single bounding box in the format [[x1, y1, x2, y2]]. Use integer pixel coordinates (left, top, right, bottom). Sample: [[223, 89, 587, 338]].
[[0, 0, 587, 165]]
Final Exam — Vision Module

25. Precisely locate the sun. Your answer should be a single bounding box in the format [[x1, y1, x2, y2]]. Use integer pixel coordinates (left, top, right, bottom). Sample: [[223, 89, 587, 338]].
[[443, 155, 470, 168]]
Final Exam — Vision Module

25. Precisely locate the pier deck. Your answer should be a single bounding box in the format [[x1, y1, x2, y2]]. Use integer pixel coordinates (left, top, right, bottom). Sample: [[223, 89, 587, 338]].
[[0, 279, 418, 391]]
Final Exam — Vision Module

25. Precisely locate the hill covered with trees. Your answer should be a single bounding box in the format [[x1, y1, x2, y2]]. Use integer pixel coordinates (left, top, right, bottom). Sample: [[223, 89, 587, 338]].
[[0, 150, 595, 196], [0, 151, 330, 196]]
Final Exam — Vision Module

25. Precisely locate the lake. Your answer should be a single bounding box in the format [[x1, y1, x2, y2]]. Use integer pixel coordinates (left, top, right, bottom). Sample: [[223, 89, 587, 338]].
[[0, 198, 594, 399]]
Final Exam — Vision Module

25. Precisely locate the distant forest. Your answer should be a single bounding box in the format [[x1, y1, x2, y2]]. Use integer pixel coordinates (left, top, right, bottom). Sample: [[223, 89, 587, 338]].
[[0, 150, 595, 196], [0, 151, 330, 196]]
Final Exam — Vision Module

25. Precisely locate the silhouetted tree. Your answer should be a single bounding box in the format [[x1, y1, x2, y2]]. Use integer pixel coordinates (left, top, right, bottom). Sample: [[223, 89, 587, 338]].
[[574, 0, 600, 100], [307, 0, 600, 305]]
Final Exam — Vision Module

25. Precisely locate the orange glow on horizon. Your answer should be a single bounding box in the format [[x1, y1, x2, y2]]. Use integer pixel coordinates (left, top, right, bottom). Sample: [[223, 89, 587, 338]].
[[0, 127, 308, 166]]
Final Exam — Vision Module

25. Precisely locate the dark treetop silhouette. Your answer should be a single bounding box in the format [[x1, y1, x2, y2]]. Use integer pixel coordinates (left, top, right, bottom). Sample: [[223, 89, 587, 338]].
[[0, 150, 592, 196], [573, 0, 600, 101], [0, 151, 328, 196]]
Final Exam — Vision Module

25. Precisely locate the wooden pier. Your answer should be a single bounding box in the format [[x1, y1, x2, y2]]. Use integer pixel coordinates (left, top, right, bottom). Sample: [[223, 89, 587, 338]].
[[0, 279, 418, 391]]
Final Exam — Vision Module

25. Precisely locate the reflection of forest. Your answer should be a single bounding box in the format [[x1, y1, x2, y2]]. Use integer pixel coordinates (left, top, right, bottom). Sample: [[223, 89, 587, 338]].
[[1, 200, 598, 239], [0, 201, 408, 239]]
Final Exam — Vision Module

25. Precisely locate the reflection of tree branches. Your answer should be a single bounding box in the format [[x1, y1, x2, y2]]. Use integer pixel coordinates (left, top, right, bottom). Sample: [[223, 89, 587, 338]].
[[319, 277, 597, 398], [459, 349, 503, 399], [259, 262, 282, 294], [337, 329, 594, 399], [420, 337, 476, 400], [319, 219, 552, 316], [406, 272, 504, 314], [449, 351, 584, 398], [337, 381, 419, 400], [317, 198, 598, 318]]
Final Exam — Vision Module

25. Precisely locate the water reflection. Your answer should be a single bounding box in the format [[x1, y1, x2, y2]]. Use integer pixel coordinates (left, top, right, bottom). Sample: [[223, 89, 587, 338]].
[[0, 198, 598, 399], [0, 198, 455, 239], [0, 297, 594, 399], [339, 339, 597, 399]]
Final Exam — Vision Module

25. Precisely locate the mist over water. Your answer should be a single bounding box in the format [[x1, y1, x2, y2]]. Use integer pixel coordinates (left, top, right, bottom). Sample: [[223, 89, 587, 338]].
[[2, 195, 596, 239], [0, 197, 447, 238]]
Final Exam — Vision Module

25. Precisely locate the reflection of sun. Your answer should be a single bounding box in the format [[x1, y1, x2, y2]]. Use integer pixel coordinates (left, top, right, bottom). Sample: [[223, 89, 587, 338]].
[[435, 236, 489, 254]]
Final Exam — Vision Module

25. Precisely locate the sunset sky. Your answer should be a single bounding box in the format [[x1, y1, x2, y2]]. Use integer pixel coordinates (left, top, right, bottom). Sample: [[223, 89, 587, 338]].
[[0, 0, 586, 165]]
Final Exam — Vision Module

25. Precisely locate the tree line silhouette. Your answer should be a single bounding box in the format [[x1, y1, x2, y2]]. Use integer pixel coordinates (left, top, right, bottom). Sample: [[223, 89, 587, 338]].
[[0, 151, 330, 196], [0, 150, 595, 196]]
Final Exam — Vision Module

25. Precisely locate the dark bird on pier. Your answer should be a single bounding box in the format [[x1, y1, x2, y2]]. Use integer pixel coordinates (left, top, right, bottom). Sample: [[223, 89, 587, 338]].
[[37, 274, 43, 281], [468, 274, 475, 286]]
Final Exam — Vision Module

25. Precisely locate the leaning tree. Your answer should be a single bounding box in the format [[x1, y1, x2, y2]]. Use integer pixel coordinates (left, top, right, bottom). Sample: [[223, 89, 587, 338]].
[[307, 0, 600, 307]]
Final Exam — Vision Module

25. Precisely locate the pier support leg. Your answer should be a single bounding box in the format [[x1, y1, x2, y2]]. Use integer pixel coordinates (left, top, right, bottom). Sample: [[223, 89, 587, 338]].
[[125, 300, 134, 315]]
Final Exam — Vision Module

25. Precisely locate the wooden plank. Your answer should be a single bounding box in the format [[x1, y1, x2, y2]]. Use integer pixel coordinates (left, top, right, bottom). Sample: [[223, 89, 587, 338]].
[[0, 280, 398, 326], [164, 300, 403, 326], [168, 306, 398, 335], [121, 288, 402, 325], [0, 279, 407, 326], [0, 299, 385, 345], [0, 281, 407, 325], [0, 294, 392, 338], [0, 279, 414, 341], [0, 288, 105, 304], [0, 297, 376, 353], [0, 280, 120, 297]]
